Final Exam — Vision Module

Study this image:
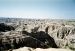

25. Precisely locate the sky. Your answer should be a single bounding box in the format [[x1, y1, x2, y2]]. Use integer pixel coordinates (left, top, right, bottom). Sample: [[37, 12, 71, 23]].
[[0, 0, 75, 19]]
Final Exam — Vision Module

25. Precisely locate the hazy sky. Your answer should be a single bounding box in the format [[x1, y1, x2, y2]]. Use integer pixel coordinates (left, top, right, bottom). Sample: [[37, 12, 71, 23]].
[[0, 0, 75, 19]]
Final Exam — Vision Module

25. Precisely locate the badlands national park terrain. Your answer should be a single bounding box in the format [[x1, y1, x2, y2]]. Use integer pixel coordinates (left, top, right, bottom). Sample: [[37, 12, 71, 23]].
[[0, 18, 75, 51]]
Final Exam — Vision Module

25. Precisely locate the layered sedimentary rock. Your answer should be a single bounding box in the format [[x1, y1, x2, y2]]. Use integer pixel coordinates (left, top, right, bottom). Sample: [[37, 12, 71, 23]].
[[0, 30, 58, 51], [0, 19, 75, 51]]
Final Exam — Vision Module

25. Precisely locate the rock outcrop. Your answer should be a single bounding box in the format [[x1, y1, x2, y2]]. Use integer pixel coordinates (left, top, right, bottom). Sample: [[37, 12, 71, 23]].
[[0, 30, 58, 51], [0, 19, 75, 51], [0, 23, 15, 32]]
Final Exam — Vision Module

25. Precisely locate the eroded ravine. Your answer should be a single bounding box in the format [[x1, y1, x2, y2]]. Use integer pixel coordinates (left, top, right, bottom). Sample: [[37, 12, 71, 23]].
[[0, 21, 75, 51]]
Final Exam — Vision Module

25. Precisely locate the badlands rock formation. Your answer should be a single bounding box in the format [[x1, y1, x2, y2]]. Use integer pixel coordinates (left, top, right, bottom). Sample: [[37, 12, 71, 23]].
[[0, 23, 15, 32], [0, 18, 75, 51]]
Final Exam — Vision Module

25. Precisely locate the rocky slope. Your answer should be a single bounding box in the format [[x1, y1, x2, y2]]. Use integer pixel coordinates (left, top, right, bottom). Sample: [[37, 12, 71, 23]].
[[0, 19, 75, 51]]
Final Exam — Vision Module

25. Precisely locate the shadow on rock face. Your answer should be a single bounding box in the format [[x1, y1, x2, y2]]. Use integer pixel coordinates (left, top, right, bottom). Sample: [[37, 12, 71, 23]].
[[22, 31, 58, 48], [0, 31, 58, 51], [0, 23, 15, 32]]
